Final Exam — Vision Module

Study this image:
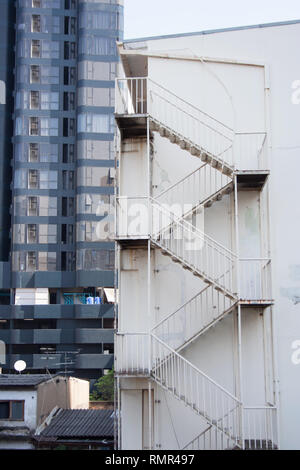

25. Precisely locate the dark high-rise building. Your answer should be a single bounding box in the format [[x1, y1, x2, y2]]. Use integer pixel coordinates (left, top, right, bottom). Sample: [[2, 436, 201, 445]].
[[0, 0, 123, 382]]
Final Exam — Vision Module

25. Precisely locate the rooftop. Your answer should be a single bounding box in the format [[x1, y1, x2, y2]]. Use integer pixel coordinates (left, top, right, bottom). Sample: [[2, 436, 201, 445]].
[[0, 374, 56, 388], [123, 18, 300, 44], [38, 409, 114, 439]]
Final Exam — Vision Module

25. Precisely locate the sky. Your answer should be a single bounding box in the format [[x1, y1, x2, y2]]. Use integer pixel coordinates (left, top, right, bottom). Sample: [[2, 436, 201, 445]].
[[124, 0, 300, 39]]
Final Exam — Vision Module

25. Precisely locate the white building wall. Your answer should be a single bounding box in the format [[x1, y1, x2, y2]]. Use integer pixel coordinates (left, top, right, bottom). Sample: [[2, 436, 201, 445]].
[[117, 21, 300, 449]]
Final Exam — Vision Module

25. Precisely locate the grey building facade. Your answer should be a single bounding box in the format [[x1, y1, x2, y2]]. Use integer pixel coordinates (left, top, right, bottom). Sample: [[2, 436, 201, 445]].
[[0, 0, 123, 381]]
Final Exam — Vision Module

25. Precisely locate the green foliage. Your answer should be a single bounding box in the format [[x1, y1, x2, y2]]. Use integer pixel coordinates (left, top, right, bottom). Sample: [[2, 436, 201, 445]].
[[90, 369, 114, 401]]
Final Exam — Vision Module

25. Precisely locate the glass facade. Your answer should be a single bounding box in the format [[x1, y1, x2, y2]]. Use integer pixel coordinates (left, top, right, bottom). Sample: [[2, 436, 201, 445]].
[[12, 0, 122, 276], [0, 0, 122, 382]]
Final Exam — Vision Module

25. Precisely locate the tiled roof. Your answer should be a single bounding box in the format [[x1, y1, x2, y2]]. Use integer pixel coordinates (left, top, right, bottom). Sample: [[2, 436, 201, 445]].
[[0, 374, 55, 387], [40, 409, 114, 438]]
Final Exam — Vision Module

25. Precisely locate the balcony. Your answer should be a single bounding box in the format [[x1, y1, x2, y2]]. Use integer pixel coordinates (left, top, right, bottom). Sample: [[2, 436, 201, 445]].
[[7, 304, 113, 320], [75, 328, 114, 344], [10, 329, 74, 344]]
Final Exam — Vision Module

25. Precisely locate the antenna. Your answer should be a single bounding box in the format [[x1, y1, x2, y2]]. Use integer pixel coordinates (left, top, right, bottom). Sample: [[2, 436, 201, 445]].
[[14, 360, 27, 374]]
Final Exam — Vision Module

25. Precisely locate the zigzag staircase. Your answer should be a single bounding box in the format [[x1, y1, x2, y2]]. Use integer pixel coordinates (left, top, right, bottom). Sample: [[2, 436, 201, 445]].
[[116, 77, 268, 449], [144, 81, 241, 449]]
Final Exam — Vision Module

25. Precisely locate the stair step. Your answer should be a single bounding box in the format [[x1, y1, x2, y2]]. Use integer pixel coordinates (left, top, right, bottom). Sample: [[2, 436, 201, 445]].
[[190, 146, 200, 157], [183, 265, 193, 272], [161, 250, 170, 256]]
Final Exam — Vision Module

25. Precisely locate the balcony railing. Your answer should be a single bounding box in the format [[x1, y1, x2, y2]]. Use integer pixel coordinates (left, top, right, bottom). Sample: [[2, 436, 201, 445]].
[[239, 258, 272, 303], [115, 333, 150, 376], [243, 406, 278, 449], [115, 77, 269, 172]]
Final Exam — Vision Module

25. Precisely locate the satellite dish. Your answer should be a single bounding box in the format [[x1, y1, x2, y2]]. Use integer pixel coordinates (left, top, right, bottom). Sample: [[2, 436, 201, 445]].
[[14, 360, 27, 373]]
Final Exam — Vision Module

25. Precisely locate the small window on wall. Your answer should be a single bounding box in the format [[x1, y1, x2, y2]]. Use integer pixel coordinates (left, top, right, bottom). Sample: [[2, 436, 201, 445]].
[[29, 143, 39, 162], [30, 65, 40, 84], [27, 251, 37, 271], [32, 15, 41, 32], [65, 0, 76, 9], [28, 197, 38, 216], [31, 40, 40, 58], [30, 91, 40, 110], [32, 0, 41, 7], [0, 401, 24, 421]]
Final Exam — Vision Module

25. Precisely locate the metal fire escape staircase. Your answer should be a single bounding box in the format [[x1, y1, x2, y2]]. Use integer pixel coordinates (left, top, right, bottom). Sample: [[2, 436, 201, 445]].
[[115, 77, 274, 450]]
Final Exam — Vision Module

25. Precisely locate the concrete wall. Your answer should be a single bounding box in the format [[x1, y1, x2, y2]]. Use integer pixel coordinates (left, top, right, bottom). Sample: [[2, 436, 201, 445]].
[[36, 376, 89, 425]]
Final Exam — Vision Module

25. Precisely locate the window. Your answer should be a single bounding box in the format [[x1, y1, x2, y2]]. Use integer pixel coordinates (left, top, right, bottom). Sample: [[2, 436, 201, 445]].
[[28, 197, 38, 216], [14, 169, 27, 189], [0, 401, 24, 421], [63, 144, 75, 163], [32, 0, 41, 8], [39, 252, 56, 271], [61, 252, 75, 271], [77, 140, 113, 161], [39, 197, 57, 216], [79, 11, 119, 30], [39, 225, 57, 244], [30, 65, 40, 83], [62, 171, 75, 190], [62, 197, 75, 216], [13, 224, 25, 244], [79, 37, 116, 56], [29, 143, 39, 162], [77, 249, 114, 271], [30, 91, 39, 110], [42, 41, 59, 59], [77, 113, 112, 134], [77, 194, 111, 216], [32, 14, 41, 32], [65, 0, 76, 9], [64, 41, 76, 60], [40, 171, 58, 189], [63, 118, 76, 137], [43, 0, 60, 7], [103, 318, 114, 329], [41, 15, 60, 34], [64, 66, 76, 85], [31, 40, 40, 58], [64, 16, 76, 35], [27, 251, 37, 271], [70, 17, 76, 34], [44, 67, 59, 84], [29, 117, 39, 136], [28, 170, 38, 189], [41, 143, 58, 163], [41, 92, 59, 110], [40, 118, 59, 136], [63, 92, 75, 111], [13, 197, 28, 217], [78, 167, 112, 187], [40, 66, 59, 85], [27, 224, 37, 243]]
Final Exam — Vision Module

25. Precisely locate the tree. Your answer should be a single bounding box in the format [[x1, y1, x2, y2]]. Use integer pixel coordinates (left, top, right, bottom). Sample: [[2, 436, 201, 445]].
[[90, 369, 114, 401]]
